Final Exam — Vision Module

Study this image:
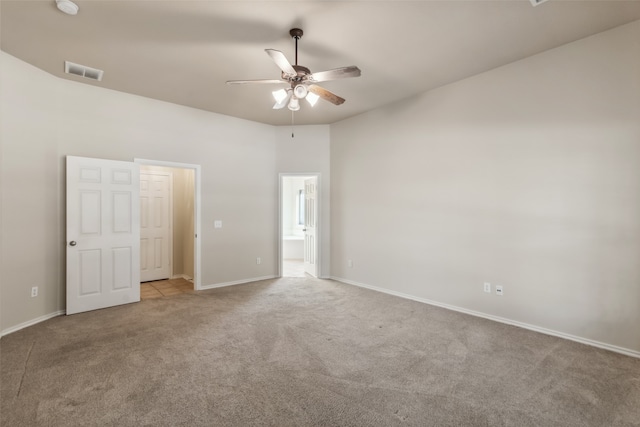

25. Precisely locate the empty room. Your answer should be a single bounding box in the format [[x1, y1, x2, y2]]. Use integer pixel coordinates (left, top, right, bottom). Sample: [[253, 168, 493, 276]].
[[1, 1, 639, 425]]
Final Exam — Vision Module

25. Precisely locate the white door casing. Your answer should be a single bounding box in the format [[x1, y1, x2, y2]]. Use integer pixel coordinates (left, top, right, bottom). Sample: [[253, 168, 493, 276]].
[[66, 156, 140, 315], [140, 171, 171, 282], [304, 177, 318, 277]]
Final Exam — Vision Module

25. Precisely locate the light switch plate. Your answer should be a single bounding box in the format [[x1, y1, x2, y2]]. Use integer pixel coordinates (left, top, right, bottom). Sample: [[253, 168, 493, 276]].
[[214, 220, 222, 229]]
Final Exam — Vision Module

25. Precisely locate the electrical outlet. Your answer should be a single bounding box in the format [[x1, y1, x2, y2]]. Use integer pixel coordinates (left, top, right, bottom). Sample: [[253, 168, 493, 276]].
[[348, 259, 353, 268], [256, 257, 261, 265], [483, 282, 491, 293], [31, 286, 38, 297], [496, 285, 504, 296]]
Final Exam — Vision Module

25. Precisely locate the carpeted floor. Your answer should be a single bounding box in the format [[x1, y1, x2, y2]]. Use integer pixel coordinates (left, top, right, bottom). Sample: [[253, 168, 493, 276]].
[[1, 277, 639, 426]]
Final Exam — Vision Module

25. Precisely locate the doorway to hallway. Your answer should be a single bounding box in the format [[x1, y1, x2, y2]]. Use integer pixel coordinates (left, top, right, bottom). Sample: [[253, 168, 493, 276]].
[[136, 159, 201, 290], [279, 174, 320, 278], [139, 164, 195, 285]]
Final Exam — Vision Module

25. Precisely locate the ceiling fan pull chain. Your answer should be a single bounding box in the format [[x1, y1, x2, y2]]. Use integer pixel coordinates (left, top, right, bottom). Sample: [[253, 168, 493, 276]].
[[291, 110, 295, 138]]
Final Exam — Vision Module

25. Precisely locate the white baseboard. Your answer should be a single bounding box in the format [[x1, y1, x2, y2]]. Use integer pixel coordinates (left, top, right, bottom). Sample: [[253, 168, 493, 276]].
[[171, 274, 193, 282], [0, 275, 275, 337], [1, 310, 66, 338], [330, 276, 640, 359], [200, 275, 277, 290]]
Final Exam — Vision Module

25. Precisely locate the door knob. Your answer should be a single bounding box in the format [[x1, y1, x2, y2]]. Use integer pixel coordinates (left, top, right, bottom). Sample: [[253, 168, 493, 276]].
[[69, 241, 77, 246]]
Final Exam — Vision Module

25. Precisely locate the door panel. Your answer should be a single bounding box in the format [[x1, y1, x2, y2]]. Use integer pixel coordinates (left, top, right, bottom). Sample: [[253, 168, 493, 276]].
[[79, 250, 101, 295], [113, 247, 133, 289], [66, 156, 140, 315], [154, 238, 163, 267], [113, 192, 132, 232], [80, 191, 101, 234], [140, 171, 171, 282]]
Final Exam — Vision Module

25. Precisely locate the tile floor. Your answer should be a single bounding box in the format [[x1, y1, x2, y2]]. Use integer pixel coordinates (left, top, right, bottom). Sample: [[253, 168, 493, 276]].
[[283, 259, 306, 277], [141, 262, 305, 300], [140, 277, 194, 300]]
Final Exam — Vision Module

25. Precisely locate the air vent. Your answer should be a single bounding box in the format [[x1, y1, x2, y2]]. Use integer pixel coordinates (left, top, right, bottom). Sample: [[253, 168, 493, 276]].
[[64, 61, 104, 81], [529, 0, 550, 6]]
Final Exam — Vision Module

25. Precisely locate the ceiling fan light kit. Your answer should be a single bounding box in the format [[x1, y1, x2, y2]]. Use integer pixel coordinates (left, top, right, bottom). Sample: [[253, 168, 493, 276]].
[[227, 28, 361, 113]]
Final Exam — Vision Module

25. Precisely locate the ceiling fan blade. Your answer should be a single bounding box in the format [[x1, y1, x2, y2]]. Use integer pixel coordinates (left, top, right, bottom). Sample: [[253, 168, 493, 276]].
[[265, 49, 296, 77], [226, 79, 287, 85], [308, 84, 345, 106], [308, 66, 361, 83]]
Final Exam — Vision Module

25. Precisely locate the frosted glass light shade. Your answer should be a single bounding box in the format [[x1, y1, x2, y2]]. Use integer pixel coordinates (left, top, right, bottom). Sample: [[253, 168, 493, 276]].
[[288, 97, 300, 111], [272, 89, 292, 109], [293, 85, 308, 99], [306, 92, 320, 107], [272, 88, 288, 103]]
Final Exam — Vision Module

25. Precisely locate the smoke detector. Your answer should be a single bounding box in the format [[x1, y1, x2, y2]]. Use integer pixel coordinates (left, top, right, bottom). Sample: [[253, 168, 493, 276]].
[[529, 0, 550, 6], [56, 0, 79, 15]]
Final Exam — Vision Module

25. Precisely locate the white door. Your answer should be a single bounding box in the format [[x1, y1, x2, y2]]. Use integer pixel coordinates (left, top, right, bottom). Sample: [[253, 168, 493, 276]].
[[304, 177, 318, 277], [66, 156, 140, 315], [140, 171, 171, 282]]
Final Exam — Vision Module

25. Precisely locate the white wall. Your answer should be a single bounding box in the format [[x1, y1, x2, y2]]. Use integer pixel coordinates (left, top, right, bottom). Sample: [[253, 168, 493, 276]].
[[1, 52, 62, 330], [330, 21, 640, 354], [276, 125, 331, 277], [0, 51, 279, 333]]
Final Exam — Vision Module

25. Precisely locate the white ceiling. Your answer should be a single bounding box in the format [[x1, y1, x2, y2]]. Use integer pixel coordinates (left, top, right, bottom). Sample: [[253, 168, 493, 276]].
[[2, 1, 640, 126]]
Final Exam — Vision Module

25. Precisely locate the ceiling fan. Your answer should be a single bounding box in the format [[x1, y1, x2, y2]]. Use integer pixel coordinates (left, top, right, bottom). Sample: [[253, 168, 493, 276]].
[[226, 28, 361, 111]]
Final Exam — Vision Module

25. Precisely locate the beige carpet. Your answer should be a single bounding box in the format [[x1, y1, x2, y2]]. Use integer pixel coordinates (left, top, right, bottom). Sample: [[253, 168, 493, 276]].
[[1, 277, 639, 426]]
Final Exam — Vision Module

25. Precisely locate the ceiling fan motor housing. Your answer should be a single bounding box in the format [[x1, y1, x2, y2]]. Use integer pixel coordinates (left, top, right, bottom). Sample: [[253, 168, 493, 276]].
[[283, 65, 311, 83]]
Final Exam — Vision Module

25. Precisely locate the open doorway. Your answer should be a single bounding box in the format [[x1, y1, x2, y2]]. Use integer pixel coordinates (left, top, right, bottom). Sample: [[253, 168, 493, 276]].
[[136, 159, 201, 292], [279, 174, 320, 278]]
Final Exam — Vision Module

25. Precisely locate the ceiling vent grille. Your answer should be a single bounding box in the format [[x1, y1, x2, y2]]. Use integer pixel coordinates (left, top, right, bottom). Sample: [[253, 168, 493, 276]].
[[64, 61, 104, 81], [529, 0, 550, 6]]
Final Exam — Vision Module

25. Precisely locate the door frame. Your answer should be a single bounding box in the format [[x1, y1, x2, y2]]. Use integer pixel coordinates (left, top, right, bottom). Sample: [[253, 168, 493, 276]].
[[135, 158, 202, 290], [278, 173, 321, 278]]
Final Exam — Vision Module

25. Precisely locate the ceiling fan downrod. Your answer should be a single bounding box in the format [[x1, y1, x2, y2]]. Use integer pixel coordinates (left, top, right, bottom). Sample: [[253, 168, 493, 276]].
[[289, 28, 303, 66]]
